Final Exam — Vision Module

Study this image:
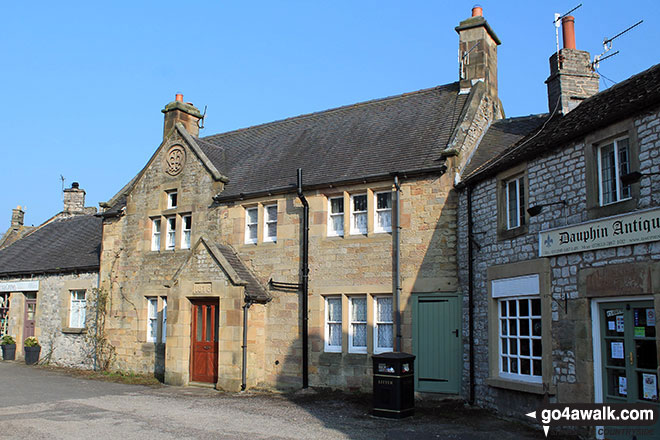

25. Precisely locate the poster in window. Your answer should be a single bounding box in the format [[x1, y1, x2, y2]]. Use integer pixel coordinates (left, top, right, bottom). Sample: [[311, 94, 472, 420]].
[[635, 327, 646, 337], [643, 373, 658, 401], [619, 376, 627, 396], [616, 315, 625, 333], [608, 321, 615, 331], [647, 309, 656, 326], [611, 341, 624, 359]]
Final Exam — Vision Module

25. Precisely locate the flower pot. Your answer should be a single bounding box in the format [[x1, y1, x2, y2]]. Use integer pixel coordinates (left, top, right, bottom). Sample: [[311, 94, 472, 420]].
[[1, 344, 16, 361], [24, 346, 41, 365]]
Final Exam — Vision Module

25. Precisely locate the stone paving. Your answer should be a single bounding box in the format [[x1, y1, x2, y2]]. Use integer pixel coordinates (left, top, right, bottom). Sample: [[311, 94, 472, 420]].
[[0, 362, 572, 439]]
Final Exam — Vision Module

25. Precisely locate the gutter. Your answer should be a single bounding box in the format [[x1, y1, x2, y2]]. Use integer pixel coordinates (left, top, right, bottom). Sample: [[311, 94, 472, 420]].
[[0, 266, 100, 278], [213, 165, 447, 204], [467, 184, 476, 405], [393, 175, 402, 352], [241, 299, 253, 391]]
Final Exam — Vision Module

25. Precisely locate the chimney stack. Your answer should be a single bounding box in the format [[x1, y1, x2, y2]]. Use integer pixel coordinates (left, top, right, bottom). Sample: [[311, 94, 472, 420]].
[[545, 16, 599, 114], [11, 206, 24, 229], [162, 93, 203, 139], [63, 182, 86, 214], [455, 6, 501, 98]]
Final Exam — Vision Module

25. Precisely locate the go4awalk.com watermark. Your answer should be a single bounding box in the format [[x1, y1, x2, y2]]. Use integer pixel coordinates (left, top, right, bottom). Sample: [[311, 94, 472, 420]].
[[525, 402, 658, 437]]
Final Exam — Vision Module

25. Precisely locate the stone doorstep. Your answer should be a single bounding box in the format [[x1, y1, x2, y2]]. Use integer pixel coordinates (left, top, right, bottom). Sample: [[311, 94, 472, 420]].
[[188, 381, 217, 390]]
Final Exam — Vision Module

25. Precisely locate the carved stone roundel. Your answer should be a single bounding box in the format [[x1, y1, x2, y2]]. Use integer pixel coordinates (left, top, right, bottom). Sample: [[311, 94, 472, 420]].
[[165, 145, 186, 176]]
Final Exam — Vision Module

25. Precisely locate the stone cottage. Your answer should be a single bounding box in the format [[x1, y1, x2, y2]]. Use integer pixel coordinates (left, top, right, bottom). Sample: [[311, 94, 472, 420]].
[[456, 15, 660, 437], [98, 7, 503, 394], [0, 183, 102, 367]]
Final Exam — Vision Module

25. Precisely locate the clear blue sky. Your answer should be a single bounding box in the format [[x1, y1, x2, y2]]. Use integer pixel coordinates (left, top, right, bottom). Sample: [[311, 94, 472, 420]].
[[1, 1, 658, 232]]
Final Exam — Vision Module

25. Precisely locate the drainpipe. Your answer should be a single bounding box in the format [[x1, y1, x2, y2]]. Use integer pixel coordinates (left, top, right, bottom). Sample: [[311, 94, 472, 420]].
[[393, 176, 402, 352], [94, 272, 101, 371], [467, 184, 475, 405], [241, 299, 253, 391], [297, 168, 309, 389]]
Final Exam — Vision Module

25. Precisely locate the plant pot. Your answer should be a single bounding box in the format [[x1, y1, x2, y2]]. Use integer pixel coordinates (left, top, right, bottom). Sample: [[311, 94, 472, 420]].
[[1, 344, 16, 361], [24, 346, 41, 365]]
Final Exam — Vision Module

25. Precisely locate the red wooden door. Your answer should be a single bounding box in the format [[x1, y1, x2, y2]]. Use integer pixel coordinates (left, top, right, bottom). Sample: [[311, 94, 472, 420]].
[[23, 298, 36, 342], [191, 300, 219, 383]]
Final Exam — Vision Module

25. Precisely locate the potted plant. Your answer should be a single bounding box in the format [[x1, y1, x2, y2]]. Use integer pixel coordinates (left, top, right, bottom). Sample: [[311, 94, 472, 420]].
[[1, 335, 16, 361], [24, 336, 41, 365]]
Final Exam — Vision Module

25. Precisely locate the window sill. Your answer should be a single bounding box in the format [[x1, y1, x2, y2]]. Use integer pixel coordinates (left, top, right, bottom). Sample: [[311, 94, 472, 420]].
[[587, 198, 637, 220], [62, 327, 86, 334], [486, 377, 555, 395], [497, 225, 528, 241]]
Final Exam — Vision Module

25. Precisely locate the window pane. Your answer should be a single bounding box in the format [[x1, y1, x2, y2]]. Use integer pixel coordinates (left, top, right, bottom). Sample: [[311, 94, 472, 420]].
[[533, 360, 542, 377], [377, 211, 391, 231], [327, 298, 341, 321], [518, 178, 525, 226], [351, 297, 366, 321], [353, 212, 367, 233], [520, 339, 530, 356], [247, 208, 257, 224], [502, 356, 508, 372], [377, 297, 392, 322], [377, 193, 391, 210], [500, 301, 507, 317], [206, 306, 212, 342], [353, 195, 367, 212], [328, 323, 341, 346], [196, 306, 203, 342], [532, 319, 542, 336], [266, 205, 277, 222], [509, 338, 517, 355], [509, 319, 517, 336], [600, 143, 616, 205], [248, 224, 257, 241], [377, 323, 393, 348], [519, 299, 529, 317], [521, 358, 531, 375], [331, 215, 344, 236], [501, 338, 508, 354], [533, 339, 542, 357], [531, 299, 541, 316], [330, 197, 343, 214], [618, 139, 631, 200], [267, 223, 277, 238], [507, 181, 518, 228], [509, 300, 517, 316], [352, 323, 367, 347]]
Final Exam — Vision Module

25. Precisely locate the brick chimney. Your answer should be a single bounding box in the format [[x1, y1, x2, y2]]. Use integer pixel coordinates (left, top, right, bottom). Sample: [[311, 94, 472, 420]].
[[545, 16, 599, 114], [63, 182, 86, 214], [162, 94, 203, 139], [455, 6, 501, 98], [11, 206, 24, 229]]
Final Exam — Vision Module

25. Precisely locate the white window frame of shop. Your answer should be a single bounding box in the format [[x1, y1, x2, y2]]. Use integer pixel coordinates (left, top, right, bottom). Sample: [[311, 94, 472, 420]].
[[181, 215, 192, 249], [597, 137, 631, 206], [505, 176, 525, 230], [328, 196, 345, 237], [374, 191, 392, 233], [69, 290, 87, 328], [493, 274, 542, 384], [151, 218, 161, 251], [374, 296, 393, 354], [147, 297, 158, 343], [349, 296, 368, 353], [264, 204, 278, 243], [245, 207, 258, 244], [167, 190, 178, 209], [350, 194, 368, 235], [324, 296, 342, 352], [166, 217, 176, 250]]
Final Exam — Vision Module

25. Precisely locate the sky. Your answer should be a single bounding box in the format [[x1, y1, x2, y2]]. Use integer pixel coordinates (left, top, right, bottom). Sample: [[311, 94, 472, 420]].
[[1, 1, 658, 232]]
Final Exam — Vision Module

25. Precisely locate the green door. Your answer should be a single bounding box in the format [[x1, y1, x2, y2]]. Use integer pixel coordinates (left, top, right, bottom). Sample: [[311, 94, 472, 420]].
[[413, 294, 461, 393], [599, 301, 659, 439]]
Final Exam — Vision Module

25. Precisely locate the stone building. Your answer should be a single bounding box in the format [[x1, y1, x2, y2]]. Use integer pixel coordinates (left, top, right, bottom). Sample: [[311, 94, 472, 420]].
[[456, 15, 660, 436], [0, 183, 102, 367], [98, 7, 503, 393]]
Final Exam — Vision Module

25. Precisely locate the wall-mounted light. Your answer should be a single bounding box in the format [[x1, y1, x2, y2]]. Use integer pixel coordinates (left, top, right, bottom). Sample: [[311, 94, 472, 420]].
[[527, 200, 567, 217], [620, 171, 660, 186]]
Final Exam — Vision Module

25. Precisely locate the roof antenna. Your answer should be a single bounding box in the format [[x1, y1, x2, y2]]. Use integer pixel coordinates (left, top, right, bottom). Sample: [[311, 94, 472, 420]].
[[60, 175, 66, 200], [592, 20, 643, 70], [198, 105, 208, 130], [459, 41, 480, 80], [553, 4, 582, 69]]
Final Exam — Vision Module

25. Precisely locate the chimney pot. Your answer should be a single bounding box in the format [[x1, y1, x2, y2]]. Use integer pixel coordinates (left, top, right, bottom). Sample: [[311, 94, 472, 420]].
[[175, 94, 183, 102], [472, 6, 483, 17], [71, 182, 79, 189], [562, 15, 576, 49]]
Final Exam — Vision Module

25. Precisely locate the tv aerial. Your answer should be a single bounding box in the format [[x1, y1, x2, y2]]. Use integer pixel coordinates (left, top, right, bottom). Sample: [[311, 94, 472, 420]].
[[592, 20, 643, 70]]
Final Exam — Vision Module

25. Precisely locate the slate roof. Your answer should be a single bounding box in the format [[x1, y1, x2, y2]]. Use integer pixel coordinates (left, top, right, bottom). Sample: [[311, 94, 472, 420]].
[[0, 225, 37, 250], [215, 243, 271, 304], [0, 215, 102, 276], [461, 62, 660, 185], [201, 83, 469, 200], [462, 114, 548, 177]]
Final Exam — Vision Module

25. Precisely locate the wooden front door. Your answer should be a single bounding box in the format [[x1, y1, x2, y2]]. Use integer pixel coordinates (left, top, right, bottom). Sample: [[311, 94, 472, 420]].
[[23, 296, 36, 342], [190, 300, 219, 383], [413, 293, 461, 393]]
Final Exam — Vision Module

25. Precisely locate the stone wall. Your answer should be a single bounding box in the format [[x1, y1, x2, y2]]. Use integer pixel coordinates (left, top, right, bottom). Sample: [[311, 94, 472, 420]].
[[457, 104, 660, 416], [2, 271, 98, 368]]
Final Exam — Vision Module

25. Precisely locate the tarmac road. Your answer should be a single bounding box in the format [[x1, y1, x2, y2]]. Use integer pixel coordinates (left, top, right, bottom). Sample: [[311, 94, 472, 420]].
[[0, 361, 556, 439]]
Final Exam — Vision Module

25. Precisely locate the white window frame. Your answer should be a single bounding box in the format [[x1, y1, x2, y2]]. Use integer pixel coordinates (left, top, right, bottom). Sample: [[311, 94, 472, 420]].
[[165, 216, 176, 250], [167, 190, 178, 209], [69, 290, 86, 328], [350, 194, 368, 235], [245, 207, 258, 244], [161, 297, 167, 344], [374, 191, 392, 233], [151, 218, 161, 251], [264, 204, 278, 243], [327, 196, 345, 237], [348, 296, 367, 354], [505, 176, 525, 230], [498, 296, 543, 383], [181, 215, 192, 249], [597, 137, 631, 206], [374, 296, 393, 354], [147, 297, 158, 343], [324, 296, 342, 353]]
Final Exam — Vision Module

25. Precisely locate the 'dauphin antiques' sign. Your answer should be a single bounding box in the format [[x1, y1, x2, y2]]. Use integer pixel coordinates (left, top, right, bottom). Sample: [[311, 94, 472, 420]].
[[539, 207, 660, 257]]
